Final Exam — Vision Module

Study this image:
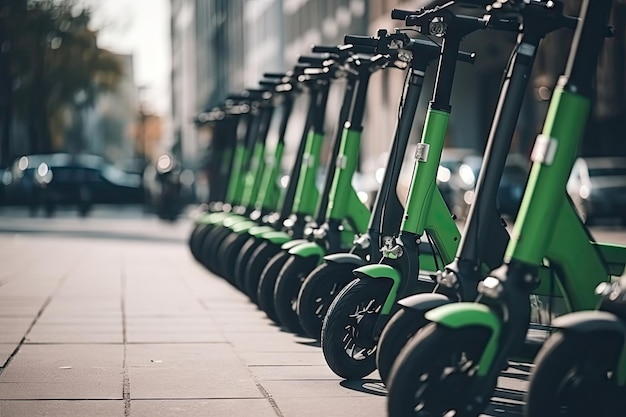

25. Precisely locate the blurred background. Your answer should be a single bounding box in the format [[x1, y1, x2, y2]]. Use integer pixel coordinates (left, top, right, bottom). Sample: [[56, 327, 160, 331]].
[[0, 0, 624, 222]]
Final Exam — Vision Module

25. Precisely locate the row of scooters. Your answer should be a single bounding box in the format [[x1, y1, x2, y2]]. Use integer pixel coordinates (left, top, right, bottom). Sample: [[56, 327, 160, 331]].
[[189, 1, 626, 416]]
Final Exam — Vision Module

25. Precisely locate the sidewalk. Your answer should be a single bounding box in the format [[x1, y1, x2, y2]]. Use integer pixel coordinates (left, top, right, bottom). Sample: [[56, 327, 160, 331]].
[[0, 209, 525, 416]]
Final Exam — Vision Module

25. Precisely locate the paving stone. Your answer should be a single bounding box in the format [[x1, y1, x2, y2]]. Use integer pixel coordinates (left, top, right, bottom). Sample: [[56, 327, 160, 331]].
[[237, 351, 328, 367], [25, 322, 123, 344], [0, 400, 125, 417], [0, 318, 32, 344], [0, 344, 123, 399], [0, 344, 15, 368], [274, 396, 386, 417], [261, 379, 381, 398], [130, 399, 277, 417], [127, 344, 260, 399], [250, 365, 342, 381]]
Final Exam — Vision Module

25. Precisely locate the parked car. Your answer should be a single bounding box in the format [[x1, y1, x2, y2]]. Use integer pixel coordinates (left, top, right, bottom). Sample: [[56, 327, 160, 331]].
[[4, 153, 144, 216], [566, 156, 626, 225], [451, 153, 529, 220]]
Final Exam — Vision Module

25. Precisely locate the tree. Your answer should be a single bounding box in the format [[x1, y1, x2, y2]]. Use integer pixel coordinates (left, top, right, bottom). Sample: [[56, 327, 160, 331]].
[[0, 0, 123, 164]]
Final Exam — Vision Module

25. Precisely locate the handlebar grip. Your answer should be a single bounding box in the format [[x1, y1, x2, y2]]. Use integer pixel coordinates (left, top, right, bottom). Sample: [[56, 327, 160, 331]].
[[298, 55, 328, 66], [311, 45, 340, 54], [259, 80, 281, 87], [343, 34, 377, 47], [458, 51, 476, 64], [390, 8, 416, 21], [263, 72, 287, 79], [487, 16, 521, 32]]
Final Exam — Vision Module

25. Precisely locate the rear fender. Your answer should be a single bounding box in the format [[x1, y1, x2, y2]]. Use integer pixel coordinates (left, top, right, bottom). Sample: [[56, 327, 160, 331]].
[[353, 264, 401, 315], [425, 303, 501, 376]]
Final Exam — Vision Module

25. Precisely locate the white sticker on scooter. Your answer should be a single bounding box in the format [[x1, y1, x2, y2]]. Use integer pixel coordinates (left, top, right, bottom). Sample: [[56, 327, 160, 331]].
[[531, 134, 557, 165], [414, 143, 430, 162]]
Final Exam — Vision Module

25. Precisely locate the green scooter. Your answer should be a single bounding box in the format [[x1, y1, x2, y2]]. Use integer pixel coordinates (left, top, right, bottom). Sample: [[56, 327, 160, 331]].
[[375, 0, 577, 384], [270, 51, 403, 333], [294, 29, 450, 339], [386, 1, 626, 416], [320, 2, 493, 380]]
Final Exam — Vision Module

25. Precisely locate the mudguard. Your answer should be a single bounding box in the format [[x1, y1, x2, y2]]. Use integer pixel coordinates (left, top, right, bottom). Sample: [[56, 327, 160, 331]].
[[323, 253, 366, 267], [199, 212, 229, 225], [397, 293, 452, 312], [248, 226, 275, 237], [229, 221, 256, 233], [425, 302, 501, 376], [353, 264, 401, 315], [258, 231, 292, 245], [222, 215, 247, 228], [280, 239, 309, 250], [288, 241, 325, 258]]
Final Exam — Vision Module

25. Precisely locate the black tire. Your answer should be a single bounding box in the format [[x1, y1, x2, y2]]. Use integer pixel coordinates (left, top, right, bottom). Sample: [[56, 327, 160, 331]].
[[234, 237, 262, 291], [243, 242, 282, 304], [189, 222, 212, 262], [524, 330, 626, 417], [387, 324, 490, 417], [200, 225, 231, 273], [321, 278, 392, 380], [376, 306, 429, 386], [218, 232, 250, 284], [297, 262, 356, 340], [256, 250, 289, 322], [274, 255, 319, 334]]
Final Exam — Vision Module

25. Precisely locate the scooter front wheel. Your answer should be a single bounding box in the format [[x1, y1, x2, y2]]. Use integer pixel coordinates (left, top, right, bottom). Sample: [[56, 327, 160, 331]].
[[387, 323, 490, 417], [524, 330, 626, 417], [375, 306, 428, 386], [297, 262, 356, 339], [321, 278, 391, 379], [234, 237, 263, 291], [274, 255, 319, 334], [256, 250, 289, 321]]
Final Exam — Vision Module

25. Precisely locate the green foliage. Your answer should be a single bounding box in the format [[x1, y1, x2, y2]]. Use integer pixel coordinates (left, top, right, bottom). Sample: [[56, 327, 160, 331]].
[[1, 0, 124, 150]]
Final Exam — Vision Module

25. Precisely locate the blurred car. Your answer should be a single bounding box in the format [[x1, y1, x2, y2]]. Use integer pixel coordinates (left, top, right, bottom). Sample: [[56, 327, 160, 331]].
[[4, 153, 144, 216], [451, 153, 529, 220], [393, 147, 477, 210], [567, 156, 626, 225]]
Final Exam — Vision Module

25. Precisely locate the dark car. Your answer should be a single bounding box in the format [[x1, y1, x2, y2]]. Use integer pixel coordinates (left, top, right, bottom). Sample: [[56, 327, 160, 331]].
[[4, 153, 144, 216], [451, 153, 529, 220], [566, 157, 626, 225]]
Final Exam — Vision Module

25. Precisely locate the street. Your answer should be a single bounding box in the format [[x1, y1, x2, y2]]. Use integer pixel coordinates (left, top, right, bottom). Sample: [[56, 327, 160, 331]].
[[0, 205, 624, 417]]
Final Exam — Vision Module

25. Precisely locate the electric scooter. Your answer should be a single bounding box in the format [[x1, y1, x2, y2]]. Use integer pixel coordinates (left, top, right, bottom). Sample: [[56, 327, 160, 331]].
[[386, 2, 626, 416], [375, 0, 577, 384]]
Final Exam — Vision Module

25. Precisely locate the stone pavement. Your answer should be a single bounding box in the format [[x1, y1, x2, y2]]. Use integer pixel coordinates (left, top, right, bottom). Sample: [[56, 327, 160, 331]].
[[0, 207, 527, 417]]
